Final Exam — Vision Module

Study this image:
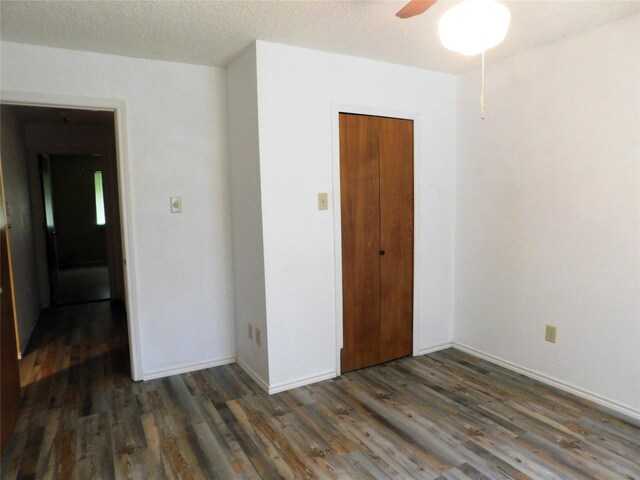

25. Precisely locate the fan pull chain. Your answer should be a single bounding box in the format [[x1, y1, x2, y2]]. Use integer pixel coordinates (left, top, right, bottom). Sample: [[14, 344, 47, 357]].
[[481, 50, 486, 120]]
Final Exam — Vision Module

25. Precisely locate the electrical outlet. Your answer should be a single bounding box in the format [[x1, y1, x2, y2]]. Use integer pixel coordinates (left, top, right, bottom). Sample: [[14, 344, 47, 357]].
[[255, 327, 261, 346], [545, 325, 557, 343], [248, 324, 253, 340]]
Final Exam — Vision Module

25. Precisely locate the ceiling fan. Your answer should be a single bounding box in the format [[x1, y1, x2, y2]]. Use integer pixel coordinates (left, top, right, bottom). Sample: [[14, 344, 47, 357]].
[[396, 0, 438, 19], [395, 0, 511, 119], [395, 0, 510, 55]]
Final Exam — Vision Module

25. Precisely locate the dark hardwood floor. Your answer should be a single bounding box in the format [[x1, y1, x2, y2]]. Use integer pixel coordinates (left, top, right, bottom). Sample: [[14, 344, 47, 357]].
[[56, 265, 111, 305], [2, 302, 639, 479]]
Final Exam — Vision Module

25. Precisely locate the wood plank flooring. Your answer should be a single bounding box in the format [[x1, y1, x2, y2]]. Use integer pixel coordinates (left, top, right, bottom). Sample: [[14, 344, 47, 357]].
[[2, 301, 639, 479]]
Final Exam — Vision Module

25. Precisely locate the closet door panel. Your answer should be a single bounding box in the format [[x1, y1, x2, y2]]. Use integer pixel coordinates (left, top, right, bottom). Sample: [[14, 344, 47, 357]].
[[340, 113, 381, 372], [379, 117, 414, 362]]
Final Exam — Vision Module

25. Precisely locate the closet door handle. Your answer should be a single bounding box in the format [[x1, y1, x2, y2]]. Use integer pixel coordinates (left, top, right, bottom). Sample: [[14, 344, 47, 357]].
[[379, 250, 386, 256]]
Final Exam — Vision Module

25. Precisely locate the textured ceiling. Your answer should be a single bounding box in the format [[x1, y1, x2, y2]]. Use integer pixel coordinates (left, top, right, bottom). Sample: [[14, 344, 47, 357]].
[[1, 1, 638, 74]]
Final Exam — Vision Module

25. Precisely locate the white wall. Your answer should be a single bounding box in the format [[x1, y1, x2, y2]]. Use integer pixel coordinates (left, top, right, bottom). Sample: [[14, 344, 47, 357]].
[[1, 107, 41, 352], [454, 14, 640, 417], [1, 42, 236, 379], [255, 41, 457, 390], [227, 44, 270, 386]]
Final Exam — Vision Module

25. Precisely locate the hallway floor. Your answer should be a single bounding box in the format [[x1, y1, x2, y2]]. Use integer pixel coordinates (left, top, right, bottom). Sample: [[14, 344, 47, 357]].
[[56, 265, 111, 305], [2, 302, 639, 479]]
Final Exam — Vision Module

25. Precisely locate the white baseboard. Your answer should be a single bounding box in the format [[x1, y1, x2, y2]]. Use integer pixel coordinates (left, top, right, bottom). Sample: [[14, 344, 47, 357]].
[[236, 357, 270, 394], [262, 344, 453, 396], [268, 370, 336, 395], [416, 342, 453, 356], [141, 356, 236, 381], [453, 342, 640, 422]]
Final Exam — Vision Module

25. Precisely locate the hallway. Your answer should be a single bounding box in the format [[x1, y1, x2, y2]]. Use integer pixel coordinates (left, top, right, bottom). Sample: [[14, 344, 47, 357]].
[[18, 301, 127, 389]]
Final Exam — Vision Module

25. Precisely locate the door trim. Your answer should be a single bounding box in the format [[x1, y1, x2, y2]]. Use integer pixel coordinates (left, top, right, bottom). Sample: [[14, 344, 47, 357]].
[[331, 104, 421, 376], [1, 90, 143, 381]]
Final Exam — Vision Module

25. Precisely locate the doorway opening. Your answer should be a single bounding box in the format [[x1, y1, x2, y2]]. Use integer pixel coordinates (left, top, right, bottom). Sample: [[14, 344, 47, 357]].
[[0, 104, 130, 391], [41, 152, 115, 306]]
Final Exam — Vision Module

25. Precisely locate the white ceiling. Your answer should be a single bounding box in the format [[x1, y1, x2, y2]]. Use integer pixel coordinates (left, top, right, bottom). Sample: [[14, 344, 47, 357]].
[[1, 1, 638, 74]]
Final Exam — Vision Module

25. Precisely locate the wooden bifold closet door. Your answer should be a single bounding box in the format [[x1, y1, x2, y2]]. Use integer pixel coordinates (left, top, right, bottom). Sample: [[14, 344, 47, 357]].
[[340, 113, 414, 373]]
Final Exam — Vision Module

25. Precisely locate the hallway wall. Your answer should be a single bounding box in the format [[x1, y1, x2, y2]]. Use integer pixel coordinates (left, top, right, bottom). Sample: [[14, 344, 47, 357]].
[[0, 106, 41, 352]]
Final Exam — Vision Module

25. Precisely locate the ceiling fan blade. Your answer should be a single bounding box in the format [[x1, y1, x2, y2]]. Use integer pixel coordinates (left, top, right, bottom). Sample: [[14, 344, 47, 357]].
[[396, 0, 438, 18]]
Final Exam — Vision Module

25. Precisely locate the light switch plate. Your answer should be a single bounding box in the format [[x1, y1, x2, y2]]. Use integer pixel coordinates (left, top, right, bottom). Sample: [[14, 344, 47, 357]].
[[545, 325, 557, 343], [318, 193, 328, 210], [170, 196, 182, 213]]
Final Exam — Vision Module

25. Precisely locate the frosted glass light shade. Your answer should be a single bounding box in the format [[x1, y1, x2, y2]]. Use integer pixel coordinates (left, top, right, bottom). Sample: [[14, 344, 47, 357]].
[[438, 0, 511, 56]]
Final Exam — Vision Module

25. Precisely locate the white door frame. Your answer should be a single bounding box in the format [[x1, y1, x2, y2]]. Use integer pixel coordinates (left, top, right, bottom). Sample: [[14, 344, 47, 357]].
[[1, 90, 143, 380], [331, 103, 422, 376]]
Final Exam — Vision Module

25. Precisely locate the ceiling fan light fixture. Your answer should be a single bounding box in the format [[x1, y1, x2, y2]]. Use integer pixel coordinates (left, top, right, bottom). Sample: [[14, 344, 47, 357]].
[[438, 0, 511, 56]]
